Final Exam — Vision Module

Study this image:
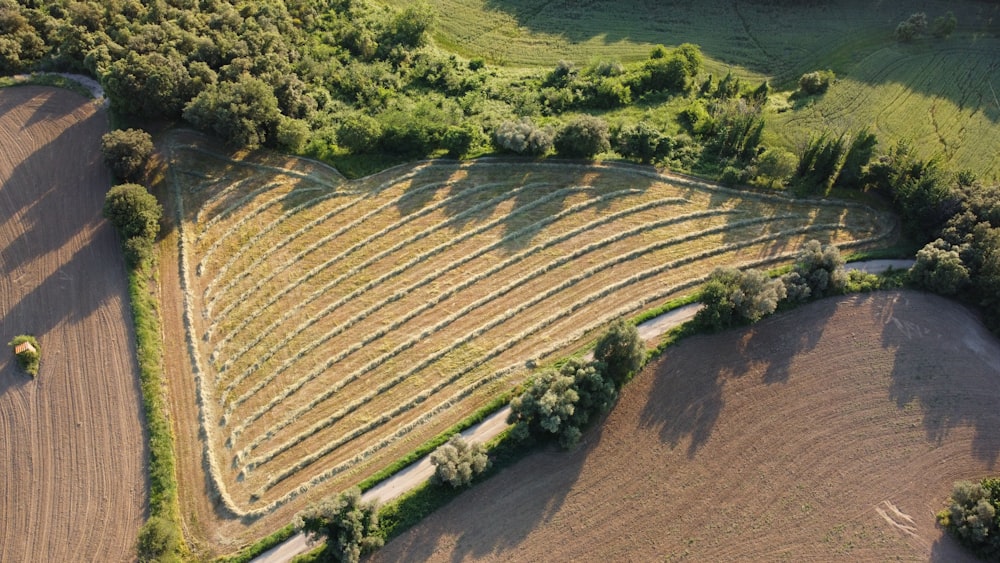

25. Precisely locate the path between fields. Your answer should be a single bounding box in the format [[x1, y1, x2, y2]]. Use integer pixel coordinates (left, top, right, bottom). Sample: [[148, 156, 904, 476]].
[[10, 72, 107, 106], [252, 259, 912, 563]]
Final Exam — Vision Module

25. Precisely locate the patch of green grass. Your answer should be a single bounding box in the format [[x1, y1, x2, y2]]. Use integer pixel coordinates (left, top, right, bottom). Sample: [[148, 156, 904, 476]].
[[8, 335, 40, 377]]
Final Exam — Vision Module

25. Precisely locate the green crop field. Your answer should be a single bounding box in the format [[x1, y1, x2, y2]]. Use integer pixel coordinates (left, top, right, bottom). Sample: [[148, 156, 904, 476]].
[[380, 0, 1000, 178], [165, 131, 893, 518]]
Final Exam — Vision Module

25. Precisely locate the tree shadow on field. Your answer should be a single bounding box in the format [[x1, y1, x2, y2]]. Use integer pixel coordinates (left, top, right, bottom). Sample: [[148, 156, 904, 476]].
[[639, 299, 834, 457], [374, 431, 597, 562], [875, 291, 1000, 467]]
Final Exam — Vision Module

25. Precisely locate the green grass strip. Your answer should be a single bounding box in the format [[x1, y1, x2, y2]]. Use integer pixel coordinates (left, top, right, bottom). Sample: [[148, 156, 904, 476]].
[[127, 260, 186, 558]]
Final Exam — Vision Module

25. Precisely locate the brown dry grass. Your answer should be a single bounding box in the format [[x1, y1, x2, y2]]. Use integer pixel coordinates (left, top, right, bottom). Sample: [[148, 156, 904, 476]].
[[0, 86, 146, 562], [375, 291, 1000, 562], [158, 131, 895, 553]]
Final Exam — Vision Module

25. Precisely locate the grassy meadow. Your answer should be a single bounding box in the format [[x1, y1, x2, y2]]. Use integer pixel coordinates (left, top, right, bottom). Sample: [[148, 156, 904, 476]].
[[381, 0, 1000, 179]]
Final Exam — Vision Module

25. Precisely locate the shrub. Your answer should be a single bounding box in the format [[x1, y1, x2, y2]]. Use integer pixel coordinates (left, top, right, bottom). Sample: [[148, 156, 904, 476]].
[[182, 75, 282, 149], [429, 435, 489, 488], [616, 122, 663, 164], [553, 115, 610, 159], [507, 358, 615, 448], [441, 125, 475, 158], [103, 183, 162, 242], [294, 487, 383, 563], [338, 113, 383, 153], [797, 70, 835, 96], [695, 267, 787, 330], [493, 118, 553, 156], [894, 12, 928, 42], [136, 516, 181, 563], [787, 240, 847, 300], [754, 147, 797, 187], [9, 335, 40, 377], [937, 478, 1000, 560], [593, 319, 645, 388], [931, 11, 957, 39], [101, 128, 153, 181], [909, 239, 970, 295], [275, 117, 311, 152]]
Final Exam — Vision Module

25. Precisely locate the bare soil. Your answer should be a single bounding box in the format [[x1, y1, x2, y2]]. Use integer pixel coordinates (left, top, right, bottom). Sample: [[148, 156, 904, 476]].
[[375, 291, 1000, 562], [0, 86, 146, 561]]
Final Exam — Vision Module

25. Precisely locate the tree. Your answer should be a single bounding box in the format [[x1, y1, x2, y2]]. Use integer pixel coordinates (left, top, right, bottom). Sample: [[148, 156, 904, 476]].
[[894, 12, 928, 42], [937, 478, 1000, 560], [430, 435, 489, 488], [554, 115, 610, 159], [909, 239, 970, 295], [103, 183, 161, 242], [493, 118, 553, 156], [695, 267, 787, 330], [294, 488, 383, 563], [931, 11, 957, 39], [616, 122, 663, 164], [791, 239, 847, 298], [136, 516, 181, 563], [101, 128, 153, 181], [593, 319, 645, 388], [103, 51, 193, 118], [338, 113, 383, 153], [797, 70, 834, 96], [183, 75, 282, 149], [755, 147, 797, 187]]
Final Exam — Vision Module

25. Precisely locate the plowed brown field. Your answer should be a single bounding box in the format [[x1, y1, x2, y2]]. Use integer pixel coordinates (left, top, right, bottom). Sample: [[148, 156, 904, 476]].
[[376, 291, 1000, 562], [0, 86, 146, 562]]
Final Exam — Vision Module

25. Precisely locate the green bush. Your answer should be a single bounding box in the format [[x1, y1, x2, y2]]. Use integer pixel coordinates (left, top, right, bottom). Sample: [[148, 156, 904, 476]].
[[937, 478, 1000, 560], [295, 488, 383, 563], [695, 267, 787, 330], [9, 335, 40, 377], [338, 113, 384, 154], [593, 319, 645, 387], [553, 115, 610, 159], [615, 122, 663, 164], [136, 516, 182, 563], [103, 183, 162, 242], [493, 118, 553, 156], [101, 129, 153, 181], [909, 239, 970, 295], [429, 435, 489, 488], [797, 70, 835, 95]]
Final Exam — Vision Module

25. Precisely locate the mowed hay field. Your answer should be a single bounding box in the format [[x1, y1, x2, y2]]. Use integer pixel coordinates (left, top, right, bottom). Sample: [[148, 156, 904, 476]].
[[0, 87, 146, 561], [162, 130, 894, 533], [376, 291, 1000, 562]]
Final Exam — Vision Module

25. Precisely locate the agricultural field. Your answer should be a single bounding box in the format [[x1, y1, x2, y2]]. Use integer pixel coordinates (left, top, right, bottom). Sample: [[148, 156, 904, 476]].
[[375, 291, 1000, 562], [0, 87, 146, 561], [159, 130, 894, 549]]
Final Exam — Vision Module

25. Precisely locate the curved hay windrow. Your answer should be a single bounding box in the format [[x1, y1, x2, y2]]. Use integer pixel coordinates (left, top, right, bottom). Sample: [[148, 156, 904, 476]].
[[167, 141, 894, 516]]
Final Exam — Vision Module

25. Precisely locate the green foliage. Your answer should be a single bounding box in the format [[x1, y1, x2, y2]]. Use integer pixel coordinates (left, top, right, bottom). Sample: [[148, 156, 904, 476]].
[[441, 125, 476, 158], [909, 239, 970, 295], [894, 12, 928, 42], [754, 147, 797, 188], [795, 133, 846, 192], [695, 267, 787, 331], [337, 113, 383, 154], [103, 183, 161, 242], [275, 117, 311, 152], [938, 478, 1000, 560], [707, 98, 764, 161], [784, 240, 847, 301], [834, 130, 878, 189], [865, 142, 959, 240], [593, 319, 645, 388], [615, 122, 664, 164], [101, 129, 153, 182], [183, 75, 282, 149], [9, 334, 40, 377], [104, 51, 193, 118], [136, 516, 181, 563], [554, 115, 610, 159], [507, 358, 615, 448], [797, 69, 835, 96], [493, 118, 553, 156], [429, 435, 489, 488], [931, 11, 957, 39], [294, 488, 383, 563]]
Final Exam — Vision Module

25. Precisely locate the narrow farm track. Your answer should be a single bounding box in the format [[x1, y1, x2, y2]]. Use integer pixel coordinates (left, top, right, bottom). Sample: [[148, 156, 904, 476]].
[[162, 132, 895, 549], [0, 87, 146, 562]]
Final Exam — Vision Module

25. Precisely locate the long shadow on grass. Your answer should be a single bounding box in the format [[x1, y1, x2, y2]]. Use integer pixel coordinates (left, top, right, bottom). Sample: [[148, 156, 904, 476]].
[[875, 291, 1000, 467], [374, 435, 594, 562]]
